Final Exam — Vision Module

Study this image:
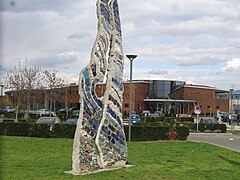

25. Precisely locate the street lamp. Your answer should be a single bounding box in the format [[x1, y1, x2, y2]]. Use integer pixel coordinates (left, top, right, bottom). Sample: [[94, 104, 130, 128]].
[[0, 84, 4, 97], [230, 88, 234, 132], [126, 54, 137, 142]]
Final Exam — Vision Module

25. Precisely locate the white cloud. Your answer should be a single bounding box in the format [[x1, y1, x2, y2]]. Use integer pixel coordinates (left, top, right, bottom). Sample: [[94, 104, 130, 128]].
[[223, 58, 240, 70], [1, 0, 240, 90], [147, 69, 168, 75]]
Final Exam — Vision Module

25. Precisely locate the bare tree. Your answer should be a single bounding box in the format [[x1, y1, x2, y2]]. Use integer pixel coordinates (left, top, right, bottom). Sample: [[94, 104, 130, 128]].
[[22, 62, 42, 119], [43, 70, 65, 115], [5, 61, 43, 121], [5, 62, 25, 122]]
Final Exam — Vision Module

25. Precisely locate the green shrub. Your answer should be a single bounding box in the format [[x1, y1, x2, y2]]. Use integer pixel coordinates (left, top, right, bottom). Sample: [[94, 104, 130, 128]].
[[141, 116, 176, 123], [0, 123, 31, 136], [0, 122, 190, 141], [50, 124, 76, 138], [177, 117, 194, 122], [2, 112, 15, 119], [124, 125, 170, 141], [124, 125, 189, 141], [164, 117, 176, 122], [0, 123, 4, 135], [186, 123, 226, 133], [0, 123, 76, 138], [28, 124, 53, 138], [164, 114, 176, 117], [27, 113, 39, 120], [176, 126, 189, 140], [142, 116, 164, 123]]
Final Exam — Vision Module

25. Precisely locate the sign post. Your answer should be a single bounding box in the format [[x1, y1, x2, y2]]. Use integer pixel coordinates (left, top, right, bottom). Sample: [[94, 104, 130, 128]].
[[194, 105, 201, 131]]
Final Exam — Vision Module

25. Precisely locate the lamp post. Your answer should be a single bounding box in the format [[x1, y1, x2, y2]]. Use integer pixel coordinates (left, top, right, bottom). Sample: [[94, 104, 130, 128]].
[[0, 84, 4, 97], [230, 88, 234, 132], [126, 54, 137, 142]]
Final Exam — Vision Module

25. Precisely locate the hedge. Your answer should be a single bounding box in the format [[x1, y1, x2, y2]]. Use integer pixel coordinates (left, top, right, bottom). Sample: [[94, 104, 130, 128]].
[[124, 126, 170, 141], [176, 117, 194, 122], [0, 123, 76, 139], [142, 116, 175, 123], [0, 122, 189, 141], [190, 123, 227, 133], [141, 116, 194, 123]]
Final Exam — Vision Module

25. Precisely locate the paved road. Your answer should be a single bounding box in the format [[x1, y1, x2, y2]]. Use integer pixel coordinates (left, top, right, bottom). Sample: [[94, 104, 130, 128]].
[[188, 133, 240, 152]]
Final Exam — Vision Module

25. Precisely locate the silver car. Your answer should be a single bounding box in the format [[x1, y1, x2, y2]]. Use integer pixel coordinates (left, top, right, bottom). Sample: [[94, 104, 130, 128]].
[[199, 117, 218, 124], [36, 117, 60, 124], [65, 118, 78, 125]]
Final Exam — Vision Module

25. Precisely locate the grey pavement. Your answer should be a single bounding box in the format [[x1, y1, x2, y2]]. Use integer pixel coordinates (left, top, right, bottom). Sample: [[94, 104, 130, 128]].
[[188, 133, 240, 152]]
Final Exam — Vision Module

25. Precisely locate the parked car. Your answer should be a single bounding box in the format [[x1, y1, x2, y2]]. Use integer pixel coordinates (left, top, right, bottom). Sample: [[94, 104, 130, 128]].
[[219, 112, 229, 122], [36, 109, 55, 116], [150, 113, 160, 118], [65, 118, 78, 125], [123, 115, 141, 125], [71, 110, 80, 118], [3, 106, 15, 113], [28, 110, 38, 114], [177, 114, 191, 118], [199, 117, 218, 124], [154, 111, 164, 117], [58, 106, 79, 114], [131, 115, 141, 123], [142, 110, 151, 117], [36, 117, 60, 124]]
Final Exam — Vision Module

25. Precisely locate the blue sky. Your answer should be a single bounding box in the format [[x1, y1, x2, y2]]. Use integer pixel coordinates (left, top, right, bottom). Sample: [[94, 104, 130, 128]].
[[1, 0, 240, 90]]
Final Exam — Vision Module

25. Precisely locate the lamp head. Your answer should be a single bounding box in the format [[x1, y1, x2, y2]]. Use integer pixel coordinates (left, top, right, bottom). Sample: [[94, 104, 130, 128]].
[[126, 55, 137, 61]]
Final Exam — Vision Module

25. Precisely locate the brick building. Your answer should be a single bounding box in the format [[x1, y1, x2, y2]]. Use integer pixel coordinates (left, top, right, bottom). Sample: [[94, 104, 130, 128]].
[[4, 84, 80, 111], [170, 84, 229, 115], [3, 80, 230, 116], [96, 81, 149, 114]]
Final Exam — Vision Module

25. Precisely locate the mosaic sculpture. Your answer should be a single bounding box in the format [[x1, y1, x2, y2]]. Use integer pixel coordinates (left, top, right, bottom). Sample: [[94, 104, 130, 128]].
[[71, 0, 127, 174]]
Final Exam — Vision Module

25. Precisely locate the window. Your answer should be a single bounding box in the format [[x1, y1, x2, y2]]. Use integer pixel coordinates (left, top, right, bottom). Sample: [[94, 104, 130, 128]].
[[124, 103, 129, 108], [216, 106, 220, 109]]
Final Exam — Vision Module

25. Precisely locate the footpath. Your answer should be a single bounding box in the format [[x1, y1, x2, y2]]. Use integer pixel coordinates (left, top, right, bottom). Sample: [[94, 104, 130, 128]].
[[188, 132, 240, 152]]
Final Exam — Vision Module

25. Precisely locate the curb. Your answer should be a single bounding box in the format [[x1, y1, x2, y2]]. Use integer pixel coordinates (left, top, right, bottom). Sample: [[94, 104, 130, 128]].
[[189, 133, 233, 135], [188, 139, 240, 153]]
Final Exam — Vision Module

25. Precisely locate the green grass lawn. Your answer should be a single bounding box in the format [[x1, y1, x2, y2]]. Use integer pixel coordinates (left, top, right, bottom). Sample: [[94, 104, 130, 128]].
[[1, 136, 240, 180]]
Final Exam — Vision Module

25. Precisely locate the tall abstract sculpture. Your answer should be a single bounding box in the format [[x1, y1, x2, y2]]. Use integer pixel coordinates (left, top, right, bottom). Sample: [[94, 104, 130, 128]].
[[71, 0, 127, 174]]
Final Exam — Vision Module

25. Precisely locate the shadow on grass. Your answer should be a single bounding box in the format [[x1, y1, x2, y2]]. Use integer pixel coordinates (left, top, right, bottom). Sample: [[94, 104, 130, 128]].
[[218, 155, 240, 166]]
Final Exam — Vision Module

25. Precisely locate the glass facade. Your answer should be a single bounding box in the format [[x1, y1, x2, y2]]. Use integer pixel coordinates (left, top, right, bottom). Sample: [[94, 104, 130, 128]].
[[217, 90, 240, 113], [232, 90, 240, 113], [149, 80, 185, 99]]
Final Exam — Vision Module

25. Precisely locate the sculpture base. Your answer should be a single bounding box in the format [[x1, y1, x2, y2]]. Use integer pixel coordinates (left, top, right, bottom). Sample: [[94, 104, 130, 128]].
[[65, 165, 133, 176]]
